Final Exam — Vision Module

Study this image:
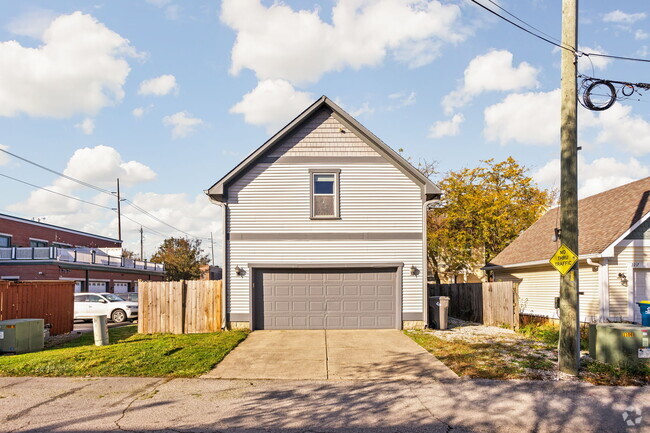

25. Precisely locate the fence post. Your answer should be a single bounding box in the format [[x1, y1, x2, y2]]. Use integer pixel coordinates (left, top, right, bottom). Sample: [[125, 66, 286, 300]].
[[181, 280, 187, 334]]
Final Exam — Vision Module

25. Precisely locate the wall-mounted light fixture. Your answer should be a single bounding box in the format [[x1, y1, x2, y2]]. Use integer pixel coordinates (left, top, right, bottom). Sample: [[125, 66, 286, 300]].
[[618, 272, 628, 285], [552, 228, 562, 242], [410, 265, 417, 276], [234, 265, 243, 276]]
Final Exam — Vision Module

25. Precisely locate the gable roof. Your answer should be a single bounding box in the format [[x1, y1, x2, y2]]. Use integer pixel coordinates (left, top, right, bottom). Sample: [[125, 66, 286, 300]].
[[487, 176, 650, 269], [205, 96, 441, 202]]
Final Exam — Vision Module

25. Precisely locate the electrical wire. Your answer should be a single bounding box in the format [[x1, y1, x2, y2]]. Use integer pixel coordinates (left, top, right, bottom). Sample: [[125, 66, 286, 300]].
[[0, 172, 115, 210], [118, 212, 168, 238], [469, 0, 650, 64], [0, 148, 115, 196], [1, 148, 210, 242]]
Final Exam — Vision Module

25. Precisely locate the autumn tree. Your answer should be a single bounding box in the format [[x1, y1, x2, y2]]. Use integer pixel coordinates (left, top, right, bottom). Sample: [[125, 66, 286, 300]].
[[151, 237, 209, 281], [428, 157, 553, 283]]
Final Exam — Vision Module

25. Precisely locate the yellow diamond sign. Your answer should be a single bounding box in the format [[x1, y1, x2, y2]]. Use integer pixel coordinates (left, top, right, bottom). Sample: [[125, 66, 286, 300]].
[[550, 244, 578, 275]]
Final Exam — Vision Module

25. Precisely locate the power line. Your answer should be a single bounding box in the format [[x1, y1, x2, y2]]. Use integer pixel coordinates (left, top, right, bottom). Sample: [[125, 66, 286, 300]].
[[469, 0, 650, 64], [0, 148, 115, 196], [468, 0, 573, 52], [122, 199, 210, 241], [1, 148, 210, 241], [118, 212, 168, 239], [0, 172, 115, 210]]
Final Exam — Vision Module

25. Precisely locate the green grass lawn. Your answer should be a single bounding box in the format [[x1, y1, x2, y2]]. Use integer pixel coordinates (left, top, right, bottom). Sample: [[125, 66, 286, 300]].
[[0, 326, 248, 378]]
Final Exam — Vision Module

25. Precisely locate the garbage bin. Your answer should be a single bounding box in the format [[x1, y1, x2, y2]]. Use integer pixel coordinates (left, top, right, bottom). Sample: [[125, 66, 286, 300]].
[[92, 315, 109, 346], [637, 301, 650, 326], [428, 296, 450, 330]]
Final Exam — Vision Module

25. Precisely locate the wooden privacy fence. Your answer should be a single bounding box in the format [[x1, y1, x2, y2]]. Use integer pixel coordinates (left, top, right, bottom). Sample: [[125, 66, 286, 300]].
[[0, 280, 75, 335], [138, 280, 222, 334], [429, 282, 519, 330]]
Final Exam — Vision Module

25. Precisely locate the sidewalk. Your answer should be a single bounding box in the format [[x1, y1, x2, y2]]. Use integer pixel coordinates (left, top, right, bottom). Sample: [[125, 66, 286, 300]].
[[0, 376, 647, 432]]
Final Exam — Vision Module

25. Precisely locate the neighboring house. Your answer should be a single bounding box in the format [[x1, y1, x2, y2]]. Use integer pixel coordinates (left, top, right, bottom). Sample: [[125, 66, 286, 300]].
[[485, 177, 650, 323], [200, 264, 223, 280], [0, 213, 164, 292], [206, 96, 440, 330]]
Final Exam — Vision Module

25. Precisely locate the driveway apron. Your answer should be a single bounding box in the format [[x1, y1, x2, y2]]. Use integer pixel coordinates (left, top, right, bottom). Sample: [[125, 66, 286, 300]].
[[204, 329, 456, 380]]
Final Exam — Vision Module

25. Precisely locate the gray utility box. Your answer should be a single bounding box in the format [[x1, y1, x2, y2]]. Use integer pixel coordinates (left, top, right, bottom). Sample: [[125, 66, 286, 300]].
[[0, 319, 45, 354], [429, 296, 450, 330], [589, 323, 650, 365]]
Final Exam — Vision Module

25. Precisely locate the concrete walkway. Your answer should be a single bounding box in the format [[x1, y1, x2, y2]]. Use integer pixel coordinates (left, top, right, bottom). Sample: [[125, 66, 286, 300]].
[[203, 329, 457, 380], [0, 376, 648, 432]]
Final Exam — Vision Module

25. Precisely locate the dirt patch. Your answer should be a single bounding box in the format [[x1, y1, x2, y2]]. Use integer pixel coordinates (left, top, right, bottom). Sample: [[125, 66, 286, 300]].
[[44, 332, 83, 349]]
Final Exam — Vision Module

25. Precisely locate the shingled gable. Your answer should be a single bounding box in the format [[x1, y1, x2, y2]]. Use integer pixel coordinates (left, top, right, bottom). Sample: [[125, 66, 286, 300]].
[[205, 95, 441, 202], [486, 176, 650, 269]]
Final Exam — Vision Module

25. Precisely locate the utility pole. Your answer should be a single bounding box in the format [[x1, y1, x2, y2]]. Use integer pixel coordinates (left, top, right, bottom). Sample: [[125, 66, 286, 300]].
[[559, 0, 580, 375], [210, 232, 215, 266], [116, 178, 122, 242], [140, 226, 144, 260]]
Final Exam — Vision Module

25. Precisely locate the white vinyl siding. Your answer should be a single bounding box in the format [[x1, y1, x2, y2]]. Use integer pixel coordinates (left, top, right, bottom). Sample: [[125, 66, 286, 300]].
[[494, 260, 600, 321]]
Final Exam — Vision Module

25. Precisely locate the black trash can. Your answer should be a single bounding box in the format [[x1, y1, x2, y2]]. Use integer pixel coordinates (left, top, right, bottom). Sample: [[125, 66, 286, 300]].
[[428, 296, 450, 330]]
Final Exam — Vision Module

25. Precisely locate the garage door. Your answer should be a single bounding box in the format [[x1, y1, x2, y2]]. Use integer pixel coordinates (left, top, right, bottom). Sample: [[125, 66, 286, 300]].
[[634, 270, 650, 322], [88, 281, 107, 293], [253, 268, 398, 330], [114, 282, 129, 293]]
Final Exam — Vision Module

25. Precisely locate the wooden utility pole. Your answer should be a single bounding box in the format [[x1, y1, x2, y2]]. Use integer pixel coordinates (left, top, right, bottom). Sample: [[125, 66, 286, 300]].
[[559, 0, 580, 375], [116, 178, 122, 241], [140, 226, 144, 260]]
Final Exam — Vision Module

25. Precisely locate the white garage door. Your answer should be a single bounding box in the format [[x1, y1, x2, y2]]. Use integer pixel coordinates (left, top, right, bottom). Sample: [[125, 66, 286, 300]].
[[74, 282, 82, 293], [634, 270, 650, 322], [114, 282, 129, 293], [89, 281, 107, 293]]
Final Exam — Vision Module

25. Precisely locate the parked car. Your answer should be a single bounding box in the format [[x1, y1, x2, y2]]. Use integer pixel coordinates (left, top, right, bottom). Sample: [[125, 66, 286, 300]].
[[73, 292, 138, 323], [117, 292, 138, 303]]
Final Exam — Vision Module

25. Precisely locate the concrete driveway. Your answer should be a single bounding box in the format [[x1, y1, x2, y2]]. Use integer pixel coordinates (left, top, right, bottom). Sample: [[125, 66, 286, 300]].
[[204, 329, 457, 380]]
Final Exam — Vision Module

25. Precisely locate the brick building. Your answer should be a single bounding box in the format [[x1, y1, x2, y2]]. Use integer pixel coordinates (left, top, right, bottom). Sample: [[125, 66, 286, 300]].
[[0, 213, 164, 292]]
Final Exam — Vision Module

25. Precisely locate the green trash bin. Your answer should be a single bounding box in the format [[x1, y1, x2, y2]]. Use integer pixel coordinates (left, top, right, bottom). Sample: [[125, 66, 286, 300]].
[[638, 301, 650, 326]]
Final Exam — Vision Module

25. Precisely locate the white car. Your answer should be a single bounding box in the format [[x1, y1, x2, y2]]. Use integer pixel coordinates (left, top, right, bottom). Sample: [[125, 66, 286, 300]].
[[74, 292, 138, 323]]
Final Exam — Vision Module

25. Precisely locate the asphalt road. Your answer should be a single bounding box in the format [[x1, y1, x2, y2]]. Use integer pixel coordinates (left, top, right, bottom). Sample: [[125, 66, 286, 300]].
[[0, 376, 648, 433]]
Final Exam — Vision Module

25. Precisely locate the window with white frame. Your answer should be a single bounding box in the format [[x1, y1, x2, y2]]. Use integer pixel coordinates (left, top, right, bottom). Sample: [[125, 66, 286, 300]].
[[30, 239, 48, 247], [311, 170, 340, 218], [0, 235, 11, 248]]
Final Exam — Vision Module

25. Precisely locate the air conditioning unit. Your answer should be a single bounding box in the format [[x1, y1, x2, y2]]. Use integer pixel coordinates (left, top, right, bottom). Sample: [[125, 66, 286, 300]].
[[589, 323, 650, 365], [0, 319, 45, 354]]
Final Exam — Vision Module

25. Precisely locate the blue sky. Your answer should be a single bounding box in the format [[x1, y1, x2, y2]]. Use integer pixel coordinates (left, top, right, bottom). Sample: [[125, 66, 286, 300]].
[[1, 0, 649, 260]]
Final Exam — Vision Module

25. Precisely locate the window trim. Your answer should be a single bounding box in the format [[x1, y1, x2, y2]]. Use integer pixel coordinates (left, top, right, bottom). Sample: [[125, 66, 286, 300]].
[[29, 238, 49, 247], [309, 168, 341, 220]]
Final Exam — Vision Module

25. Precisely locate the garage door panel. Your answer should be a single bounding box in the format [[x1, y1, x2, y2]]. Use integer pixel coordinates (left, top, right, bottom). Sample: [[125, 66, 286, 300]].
[[254, 268, 397, 330]]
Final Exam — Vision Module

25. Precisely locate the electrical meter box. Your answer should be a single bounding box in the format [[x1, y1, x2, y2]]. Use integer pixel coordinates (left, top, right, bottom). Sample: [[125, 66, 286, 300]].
[[0, 319, 44, 354], [589, 323, 650, 365]]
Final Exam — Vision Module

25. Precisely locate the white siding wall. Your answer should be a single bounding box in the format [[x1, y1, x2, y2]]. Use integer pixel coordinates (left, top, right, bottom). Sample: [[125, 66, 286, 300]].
[[494, 260, 600, 321], [609, 245, 647, 319], [225, 111, 425, 317]]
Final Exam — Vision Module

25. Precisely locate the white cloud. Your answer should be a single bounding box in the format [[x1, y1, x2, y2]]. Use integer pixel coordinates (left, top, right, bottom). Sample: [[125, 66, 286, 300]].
[[0, 144, 10, 166], [5, 8, 58, 39], [146, 0, 181, 21], [603, 10, 646, 24], [533, 156, 650, 198], [428, 113, 464, 138], [230, 79, 313, 133], [74, 118, 95, 135], [388, 91, 416, 109], [349, 102, 374, 118], [596, 104, 650, 155], [0, 12, 140, 118], [221, 0, 465, 85], [138, 74, 178, 96], [163, 111, 204, 138], [635, 29, 649, 40], [8, 145, 156, 215], [132, 107, 145, 118], [484, 89, 559, 146], [442, 50, 539, 114]]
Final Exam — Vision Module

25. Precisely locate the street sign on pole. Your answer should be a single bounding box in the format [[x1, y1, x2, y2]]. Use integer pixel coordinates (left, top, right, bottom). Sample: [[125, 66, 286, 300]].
[[550, 244, 578, 275]]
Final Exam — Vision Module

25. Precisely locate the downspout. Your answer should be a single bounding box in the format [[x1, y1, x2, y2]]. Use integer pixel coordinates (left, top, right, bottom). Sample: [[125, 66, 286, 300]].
[[207, 195, 228, 330], [422, 198, 438, 328], [586, 258, 600, 268]]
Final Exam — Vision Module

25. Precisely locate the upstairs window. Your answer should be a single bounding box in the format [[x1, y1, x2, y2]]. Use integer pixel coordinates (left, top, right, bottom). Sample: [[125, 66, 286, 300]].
[[0, 235, 10, 248], [30, 239, 48, 247], [311, 170, 340, 219]]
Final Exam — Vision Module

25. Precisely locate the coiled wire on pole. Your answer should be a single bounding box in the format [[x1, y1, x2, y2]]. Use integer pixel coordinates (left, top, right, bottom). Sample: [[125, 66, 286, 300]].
[[579, 74, 650, 111]]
